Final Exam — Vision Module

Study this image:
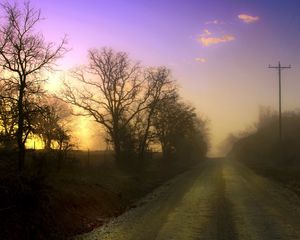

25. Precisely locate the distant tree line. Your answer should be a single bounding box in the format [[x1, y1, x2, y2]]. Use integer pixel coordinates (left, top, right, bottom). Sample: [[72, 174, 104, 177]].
[[0, 1, 209, 172], [228, 106, 300, 167]]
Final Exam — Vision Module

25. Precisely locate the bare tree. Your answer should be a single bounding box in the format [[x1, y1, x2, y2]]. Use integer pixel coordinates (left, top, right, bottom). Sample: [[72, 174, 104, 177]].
[[0, 1, 67, 171], [33, 97, 71, 151], [0, 83, 18, 148], [134, 67, 176, 160], [34, 98, 73, 169], [62, 48, 149, 162], [153, 96, 208, 160]]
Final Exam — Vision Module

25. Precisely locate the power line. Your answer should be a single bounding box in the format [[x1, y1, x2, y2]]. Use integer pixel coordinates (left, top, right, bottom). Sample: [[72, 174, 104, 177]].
[[268, 61, 291, 142]]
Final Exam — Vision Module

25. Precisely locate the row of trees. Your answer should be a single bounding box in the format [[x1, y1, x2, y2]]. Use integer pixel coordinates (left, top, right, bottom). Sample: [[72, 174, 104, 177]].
[[62, 48, 208, 163], [0, 1, 208, 171], [227, 106, 300, 167]]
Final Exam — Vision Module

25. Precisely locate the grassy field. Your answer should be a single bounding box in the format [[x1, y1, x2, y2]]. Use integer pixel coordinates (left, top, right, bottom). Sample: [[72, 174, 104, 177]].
[[228, 136, 300, 199], [242, 161, 300, 196], [0, 150, 202, 239]]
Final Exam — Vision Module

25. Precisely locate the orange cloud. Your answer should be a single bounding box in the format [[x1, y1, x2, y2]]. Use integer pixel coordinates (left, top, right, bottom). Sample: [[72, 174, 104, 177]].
[[238, 14, 260, 23], [198, 34, 235, 47], [195, 57, 206, 63]]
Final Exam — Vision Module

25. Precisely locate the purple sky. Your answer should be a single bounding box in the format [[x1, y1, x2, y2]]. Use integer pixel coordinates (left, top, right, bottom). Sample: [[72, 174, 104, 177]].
[[27, 0, 300, 155]]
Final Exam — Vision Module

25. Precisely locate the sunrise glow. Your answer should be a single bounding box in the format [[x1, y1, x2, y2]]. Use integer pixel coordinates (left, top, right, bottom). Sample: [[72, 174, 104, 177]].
[[29, 0, 300, 156], [2, 2, 300, 239]]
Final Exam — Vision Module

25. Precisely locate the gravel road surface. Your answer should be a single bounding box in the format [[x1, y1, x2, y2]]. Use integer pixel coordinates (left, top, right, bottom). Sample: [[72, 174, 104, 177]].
[[75, 160, 300, 240]]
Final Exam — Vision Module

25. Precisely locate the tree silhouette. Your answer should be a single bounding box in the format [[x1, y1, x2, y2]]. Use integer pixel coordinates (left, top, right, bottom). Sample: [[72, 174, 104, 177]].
[[33, 97, 71, 151], [153, 95, 208, 160], [134, 67, 176, 160], [0, 2, 67, 171], [62, 48, 149, 162]]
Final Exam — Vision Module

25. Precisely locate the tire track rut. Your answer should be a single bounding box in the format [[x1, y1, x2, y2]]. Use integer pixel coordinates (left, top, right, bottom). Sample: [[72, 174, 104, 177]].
[[75, 160, 300, 240]]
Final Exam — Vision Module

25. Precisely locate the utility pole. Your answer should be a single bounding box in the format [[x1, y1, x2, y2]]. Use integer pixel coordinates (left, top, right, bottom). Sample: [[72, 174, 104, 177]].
[[268, 61, 291, 142]]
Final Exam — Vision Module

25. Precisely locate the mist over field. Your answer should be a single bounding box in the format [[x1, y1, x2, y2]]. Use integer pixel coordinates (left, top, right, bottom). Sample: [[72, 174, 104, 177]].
[[1, 1, 300, 239]]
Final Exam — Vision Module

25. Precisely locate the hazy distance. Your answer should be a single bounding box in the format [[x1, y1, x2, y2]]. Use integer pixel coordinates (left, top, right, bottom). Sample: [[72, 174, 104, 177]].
[[33, 0, 300, 156]]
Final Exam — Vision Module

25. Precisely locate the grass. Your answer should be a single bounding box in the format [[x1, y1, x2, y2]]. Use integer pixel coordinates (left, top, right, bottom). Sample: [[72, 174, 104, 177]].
[[0, 150, 202, 239], [229, 135, 300, 198], [244, 161, 300, 196]]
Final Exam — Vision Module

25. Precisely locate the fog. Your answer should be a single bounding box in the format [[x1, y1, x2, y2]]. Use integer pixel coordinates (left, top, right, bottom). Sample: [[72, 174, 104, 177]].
[[1, 1, 300, 239]]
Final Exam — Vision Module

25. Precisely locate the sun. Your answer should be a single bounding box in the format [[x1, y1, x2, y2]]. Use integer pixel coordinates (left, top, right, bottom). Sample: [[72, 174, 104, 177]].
[[25, 135, 44, 150], [44, 71, 65, 93]]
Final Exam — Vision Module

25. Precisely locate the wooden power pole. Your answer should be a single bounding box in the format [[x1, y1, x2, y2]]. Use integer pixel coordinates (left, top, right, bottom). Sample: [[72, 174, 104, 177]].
[[268, 61, 291, 142]]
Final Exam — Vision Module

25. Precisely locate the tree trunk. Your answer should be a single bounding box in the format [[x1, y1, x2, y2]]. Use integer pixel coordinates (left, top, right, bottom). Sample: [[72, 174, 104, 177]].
[[17, 81, 25, 172], [114, 139, 122, 162], [112, 120, 123, 163], [138, 130, 149, 161], [161, 139, 171, 160], [18, 142, 25, 172], [45, 137, 51, 151], [112, 127, 121, 161], [138, 108, 155, 161]]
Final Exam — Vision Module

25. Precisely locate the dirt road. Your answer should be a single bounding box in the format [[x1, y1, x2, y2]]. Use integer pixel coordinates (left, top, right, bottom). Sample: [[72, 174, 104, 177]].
[[75, 160, 300, 240]]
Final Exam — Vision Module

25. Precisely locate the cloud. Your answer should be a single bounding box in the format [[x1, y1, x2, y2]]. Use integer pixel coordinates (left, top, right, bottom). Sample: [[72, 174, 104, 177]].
[[195, 58, 207, 63], [200, 29, 212, 37], [205, 20, 224, 25], [238, 14, 260, 23], [198, 34, 235, 47]]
